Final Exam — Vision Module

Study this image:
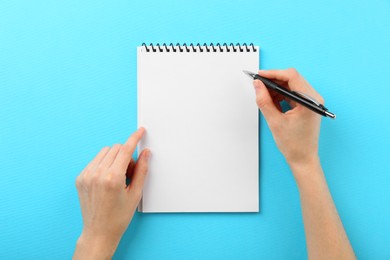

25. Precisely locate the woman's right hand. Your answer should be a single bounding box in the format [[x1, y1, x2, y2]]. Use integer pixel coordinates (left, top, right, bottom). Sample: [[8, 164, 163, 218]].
[[253, 68, 324, 177]]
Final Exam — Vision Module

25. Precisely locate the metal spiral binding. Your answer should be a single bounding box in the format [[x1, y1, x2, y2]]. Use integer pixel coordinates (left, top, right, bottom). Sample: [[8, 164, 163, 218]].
[[141, 43, 257, 52]]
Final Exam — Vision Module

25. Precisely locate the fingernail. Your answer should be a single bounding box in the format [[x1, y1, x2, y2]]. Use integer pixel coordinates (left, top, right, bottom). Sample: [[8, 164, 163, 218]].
[[138, 127, 146, 133]]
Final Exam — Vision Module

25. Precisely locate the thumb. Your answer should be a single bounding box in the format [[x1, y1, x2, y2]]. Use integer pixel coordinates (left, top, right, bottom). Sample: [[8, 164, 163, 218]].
[[128, 148, 151, 200], [253, 80, 282, 122]]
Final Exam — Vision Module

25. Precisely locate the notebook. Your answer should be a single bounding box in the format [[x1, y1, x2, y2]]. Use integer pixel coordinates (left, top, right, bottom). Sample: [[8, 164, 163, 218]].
[[137, 43, 259, 213]]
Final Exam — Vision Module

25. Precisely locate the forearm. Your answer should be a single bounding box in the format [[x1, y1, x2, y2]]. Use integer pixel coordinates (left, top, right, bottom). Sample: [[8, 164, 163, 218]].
[[73, 232, 118, 260], [291, 157, 355, 260]]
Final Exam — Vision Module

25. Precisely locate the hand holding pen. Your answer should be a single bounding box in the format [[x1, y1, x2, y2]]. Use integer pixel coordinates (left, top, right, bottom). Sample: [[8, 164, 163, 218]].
[[244, 70, 335, 119], [249, 68, 326, 172]]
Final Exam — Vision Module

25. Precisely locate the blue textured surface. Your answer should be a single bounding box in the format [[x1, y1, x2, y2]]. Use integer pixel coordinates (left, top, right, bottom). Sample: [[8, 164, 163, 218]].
[[1, 0, 389, 259]]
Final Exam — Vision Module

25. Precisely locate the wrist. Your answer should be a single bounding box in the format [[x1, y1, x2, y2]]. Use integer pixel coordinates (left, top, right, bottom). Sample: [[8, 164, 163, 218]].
[[74, 231, 119, 260], [288, 155, 323, 185], [288, 153, 320, 171]]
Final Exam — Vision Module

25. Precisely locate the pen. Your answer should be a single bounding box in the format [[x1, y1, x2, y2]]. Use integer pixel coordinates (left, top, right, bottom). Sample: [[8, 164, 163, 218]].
[[243, 70, 336, 119]]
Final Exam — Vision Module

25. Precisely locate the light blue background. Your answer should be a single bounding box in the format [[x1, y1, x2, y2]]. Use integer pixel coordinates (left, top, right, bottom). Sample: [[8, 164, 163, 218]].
[[1, 0, 389, 259]]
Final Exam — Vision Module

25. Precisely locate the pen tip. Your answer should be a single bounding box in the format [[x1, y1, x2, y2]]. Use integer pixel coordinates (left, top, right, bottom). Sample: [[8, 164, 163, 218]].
[[243, 70, 255, 79]]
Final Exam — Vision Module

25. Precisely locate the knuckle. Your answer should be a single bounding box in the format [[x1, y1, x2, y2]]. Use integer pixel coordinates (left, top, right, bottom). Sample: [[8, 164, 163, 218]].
[[90, 173, 99, 185], [132, 130, 142, 140], [113, 144, 122, 150], [129, 131, 142, 145], [82, 174, 92, 187], [101, 146, 110, 153], [103, 175, 121, 190], [287, 68, 299, 78], [83, 168, 91, 176], [318, 96, 325, 105], [121, 143, 132, 155], [104, 179, 115, 190], [75, 175, 83, 189]]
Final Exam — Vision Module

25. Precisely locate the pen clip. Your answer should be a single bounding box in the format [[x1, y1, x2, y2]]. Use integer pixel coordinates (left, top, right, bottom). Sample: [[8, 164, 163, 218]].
[[292, 91, 327, 110]]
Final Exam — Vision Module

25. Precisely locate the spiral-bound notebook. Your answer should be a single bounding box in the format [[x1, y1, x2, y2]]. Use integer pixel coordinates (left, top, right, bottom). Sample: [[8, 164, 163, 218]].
[[137, 43, 259, 213]]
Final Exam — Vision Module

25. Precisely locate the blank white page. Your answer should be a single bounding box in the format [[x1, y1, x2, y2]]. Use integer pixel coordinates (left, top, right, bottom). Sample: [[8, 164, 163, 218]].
[[137, 44, 259, 212]]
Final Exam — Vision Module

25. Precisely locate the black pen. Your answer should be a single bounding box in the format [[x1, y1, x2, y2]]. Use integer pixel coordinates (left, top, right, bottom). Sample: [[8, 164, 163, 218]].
[[243, 70, 336, 119]]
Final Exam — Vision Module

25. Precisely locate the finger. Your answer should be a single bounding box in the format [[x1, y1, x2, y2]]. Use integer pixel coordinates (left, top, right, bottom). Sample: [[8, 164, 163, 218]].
[[258, 68, 308, 92], [258, 68, 298, 82], [253, 80, 282, 123], [273, 79, 289, 88], [269, 86, 297, 110], [128, 149, 151, 198], [111, 127, 146, 174], [82, 146, 110, 175], [266, 76, 295, 106], [126, 158, 136, 180], [259, 69, 325, 109], [99, 144, 122, 169]]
